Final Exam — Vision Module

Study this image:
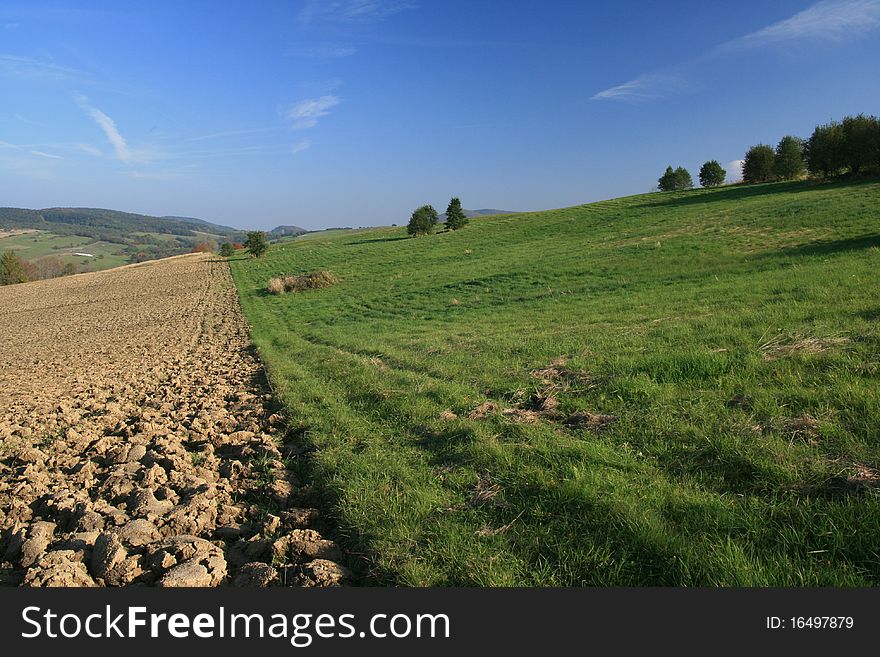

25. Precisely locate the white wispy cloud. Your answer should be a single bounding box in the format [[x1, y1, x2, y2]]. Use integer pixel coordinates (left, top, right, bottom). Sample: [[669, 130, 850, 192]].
[[592, 74, 686, 102], [0, 139, 62, 160], [299, 0, 415, 24], [291, 139, 311, 155], [187, 126, 283, 142], [285, 95, 340, 130], [720, 0, 880, 51], [29, 150, 63, 159], [725, 159, 745, 182], [73, 93, 132, 163], [0, 54, 83, 80], [129, 170, 180, 181], [592, 0, 880, 102], [290, 44, 358, 59], [74, 142, 105, 157]]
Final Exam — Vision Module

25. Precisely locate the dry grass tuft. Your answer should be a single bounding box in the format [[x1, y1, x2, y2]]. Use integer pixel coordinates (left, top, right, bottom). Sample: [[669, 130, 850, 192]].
[[267, 277, 285, 295], [782, 414, 821, 444], [468, 401, 499, 419], [470, 476, 503, 507], [564, 411, 618, 431], [267, 271, 340, 295], [529, 357, 595, 390], [501, 407, 541, 423], [758, 331, 850, 361]]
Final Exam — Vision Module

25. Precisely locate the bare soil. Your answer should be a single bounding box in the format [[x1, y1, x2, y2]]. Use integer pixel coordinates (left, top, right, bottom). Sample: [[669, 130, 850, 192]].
[[0, 253, 348, 587]]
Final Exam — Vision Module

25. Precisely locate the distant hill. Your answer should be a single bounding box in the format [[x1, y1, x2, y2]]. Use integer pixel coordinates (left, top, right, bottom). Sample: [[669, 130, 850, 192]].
[[0, 206, 246, 265], [438, 208, 517, 221], [162, 215, 242, 234], [267, 225, 309, 240]]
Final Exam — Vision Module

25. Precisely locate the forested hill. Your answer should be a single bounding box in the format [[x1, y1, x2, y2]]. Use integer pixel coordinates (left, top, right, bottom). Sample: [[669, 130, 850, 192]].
[[0, 207, 241, 238], [0, 207, 246, 262]]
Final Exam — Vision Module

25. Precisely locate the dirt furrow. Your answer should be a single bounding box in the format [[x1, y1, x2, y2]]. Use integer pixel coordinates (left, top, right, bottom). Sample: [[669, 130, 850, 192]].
[[0, 254, 348, 587]]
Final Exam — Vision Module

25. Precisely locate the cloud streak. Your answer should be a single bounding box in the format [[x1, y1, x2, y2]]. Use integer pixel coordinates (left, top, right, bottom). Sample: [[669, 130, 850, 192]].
[[285, 95, 340, 130], [291, 139, 311, 155], [592, 0, 880, 102], [187, 126, 283, 142], [299, 0, 415, 24], [288, 44, 357, 59], [29, 150, 63, 159], [0, 53, 83, 81], [73, 94, 132, 163], [720, 0, 880, 51], [0, 139, 63, 160], [591, 74, 686, 102]]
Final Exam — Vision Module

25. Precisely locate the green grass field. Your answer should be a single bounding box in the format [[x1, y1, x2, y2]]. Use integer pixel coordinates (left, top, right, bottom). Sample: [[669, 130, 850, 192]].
[[0, 230, 129, 271], [230, 178, 880, 586]]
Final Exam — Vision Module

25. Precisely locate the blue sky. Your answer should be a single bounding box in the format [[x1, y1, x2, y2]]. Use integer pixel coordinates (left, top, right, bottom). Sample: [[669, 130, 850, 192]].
[[1, 1, 879, 230]]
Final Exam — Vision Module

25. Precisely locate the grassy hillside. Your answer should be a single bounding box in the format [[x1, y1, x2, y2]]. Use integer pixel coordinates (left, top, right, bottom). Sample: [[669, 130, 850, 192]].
[[0, 230, 130, 272], [0, 207, 245, 268], [230, 179, 880, 586]]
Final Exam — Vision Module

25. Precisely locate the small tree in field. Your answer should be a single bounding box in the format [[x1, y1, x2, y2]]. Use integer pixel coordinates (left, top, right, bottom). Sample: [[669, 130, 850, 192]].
[[244, 231, 268, 257], [219, 242, 235, 257], [742, 144, 776, 183], [806, 121, 845, 177], [658, 166, 676, 191], [699, 160, 726, 187], [774, 136, 806, 180], [841, 114, 880, 174], [407, 204, 439, 236], [658, 165, 693, 191], [673, 166, 693, 190], [0, 251, 29, 285], [445, 197, 468, 230]]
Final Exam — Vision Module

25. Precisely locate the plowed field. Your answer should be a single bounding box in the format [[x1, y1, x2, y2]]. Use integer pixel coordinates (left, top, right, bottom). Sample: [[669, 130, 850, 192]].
[[0, 254, 347, 587]]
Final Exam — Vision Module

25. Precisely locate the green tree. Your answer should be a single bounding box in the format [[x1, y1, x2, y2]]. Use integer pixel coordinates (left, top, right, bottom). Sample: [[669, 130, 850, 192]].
[[219, 242, 235, 257], [673, 166, 693, 190], [658, 166, 693, 191], [0, 251, 29, 285], [658, 166, 676, 191], [774, 136, 806, 180], [407, 204, 439, 236], [444, 197, 468, 230], [699, 160, 726, 187], [841, 114, 880, 174], [742, 144, 776, 183], [806, 121, 845, 177], [244, 231, 268, 257]]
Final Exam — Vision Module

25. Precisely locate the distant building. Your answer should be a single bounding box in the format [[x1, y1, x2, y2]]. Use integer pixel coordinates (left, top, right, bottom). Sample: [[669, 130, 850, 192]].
[[74, 253, 94, 257]]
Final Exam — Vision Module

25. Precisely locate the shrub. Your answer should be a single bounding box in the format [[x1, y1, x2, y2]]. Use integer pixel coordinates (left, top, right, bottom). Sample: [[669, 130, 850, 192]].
[[267, 271, 339, 295], [191, 241, 217, 254], [267, 277, 285, 295], [407, 205, 439, 236], [219, 242, 235, 257], [0, 250, 29, 285]]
